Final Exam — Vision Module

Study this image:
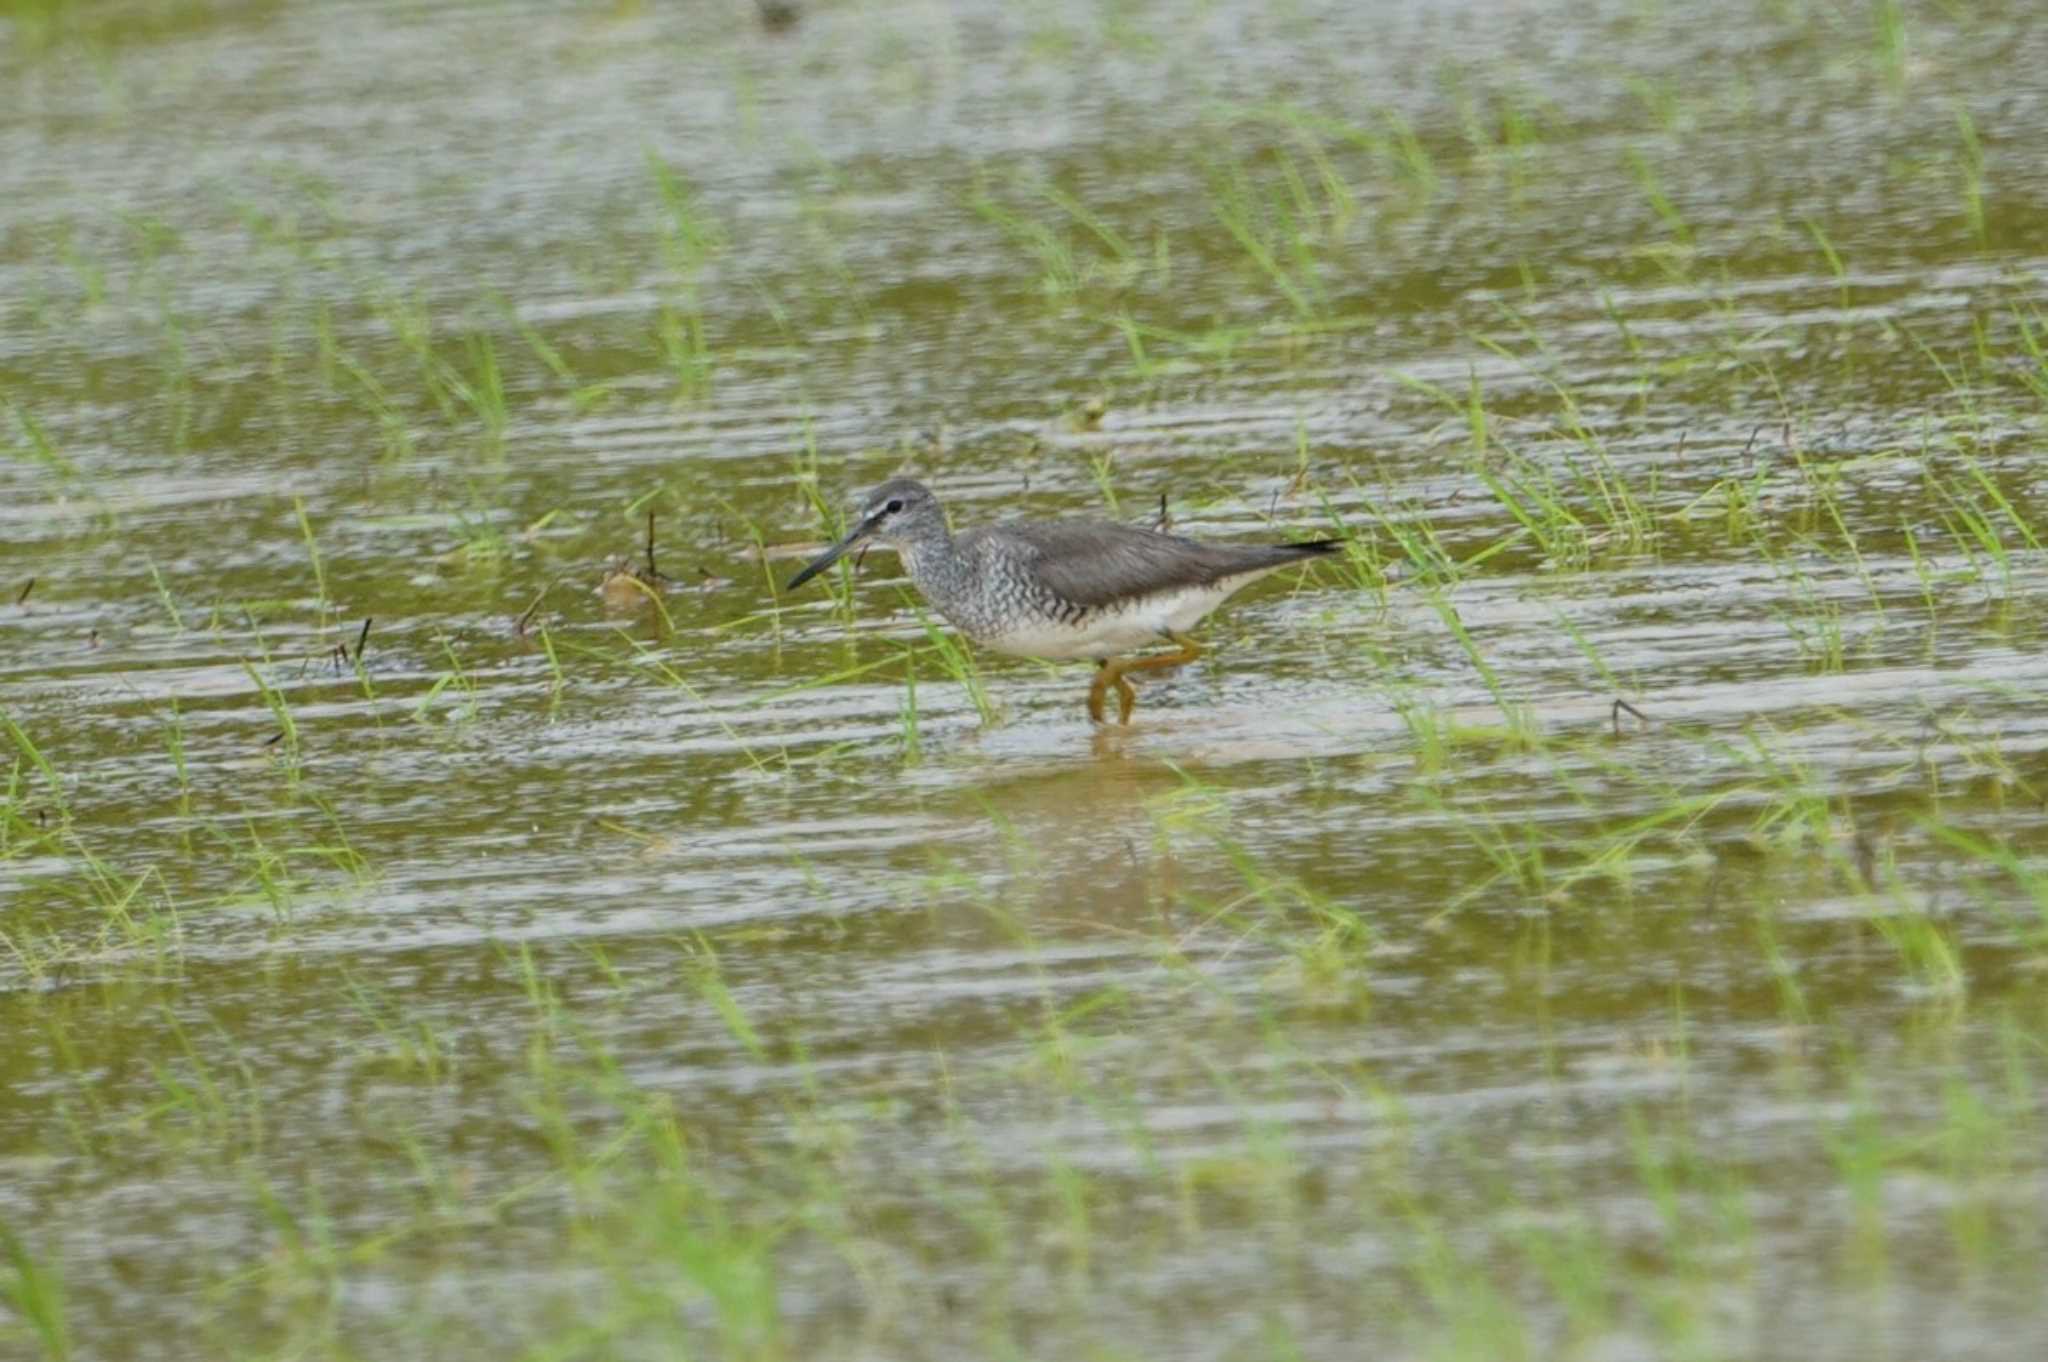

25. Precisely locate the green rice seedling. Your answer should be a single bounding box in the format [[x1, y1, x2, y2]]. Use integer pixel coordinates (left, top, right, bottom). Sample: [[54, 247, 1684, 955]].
[[1872, 0, 1909, 88], [3, 717, 71, 826], [1625, 148, 1693, 246], [2005, 301, 2048, 404], [371, 287, 458, 421], [649, 153, 725, 276], [1177, 792, 1363, 942], [897, 645, 922, 760], [1083, 441, 1120, 515], [1378, 107, 1439, 198], [293, 495, 331, 615], [143, 556, 187, 631], [2, 399, 81, 480], [1918, 819, 2048, 950], [1301, 489, 1383, 600], [1420, 583, 1542, 746], [1625, 72, 1684, 134], [1924, 459, 2032, 598], [137, 1009, 241, 1151], [1347, 485, 1467, 590], [1864, 893, 1966, 1002], [1254, 103, 1361, 237], [490, 292, 619, 412], [1897, 521, 1947, 648], [1819, 1075, 1895, 1281], [1933, 1073, 2014, 1272], [1383, 684, 1455, 775], [680, 935, 766, 1061], [1401, 1208, 1529, 1362], [1551, 609, 1628, 698], [655, 301, 714, 398], [648, 155, 724, 396], [411, 636, 482, 730], [1807, 467, 1885, 614], [1554, 793, 1731, 902], [1599, 287, 1644, 364], [600, 634, 777, 773], [969, 188, 1083, 300], [1951, 450, 2043, 553], [1748, 898, 1812, 1024], [1805, 216, 1852, 313], [1709, 461, 1770, 551], [342, 970, 449, 1081], [911, 604, 995, 725], [1113, 311, 1162, 378], [1393, 367, 1492, 460], [242, 1171, 347, 1312], [239, 658, 304, 784], [1470, 446, 1591, 569], [1204, 154, 1327, 322], [1108, 312, 1258, 375], [60, 837, 175, 956], [536, 624, 566, 714], [53, 226, 106, 310], [334, 349, 418, 463], [1770, 561, 1848, 673], [448, 332, 508, 442], [1410, 785, 1552, 918], [0, 1215, 71, 1362], [149, 300, 198, 456], [157, 699, 195, 834], [1036, 180, 1137, 271], [301, 791, 375, 890], [226, 819, 298, 922]]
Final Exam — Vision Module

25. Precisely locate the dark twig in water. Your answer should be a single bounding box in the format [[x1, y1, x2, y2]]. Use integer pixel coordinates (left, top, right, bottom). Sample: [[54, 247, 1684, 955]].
[[1611, 697, 1649, 736], [353, 617, 373, 662], [15, 577, 32, 606], [646, 508, 658, 582], [1156, 492, 1173, 532], [263, 731, 285, 747]]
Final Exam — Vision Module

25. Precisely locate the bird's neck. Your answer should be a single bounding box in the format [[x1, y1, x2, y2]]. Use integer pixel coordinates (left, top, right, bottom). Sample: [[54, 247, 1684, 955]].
[[898, 529, 966, 594]]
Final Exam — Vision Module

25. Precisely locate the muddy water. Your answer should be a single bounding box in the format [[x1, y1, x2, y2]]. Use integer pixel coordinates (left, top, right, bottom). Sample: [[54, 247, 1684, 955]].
[[5, 1, 2048, 1359]]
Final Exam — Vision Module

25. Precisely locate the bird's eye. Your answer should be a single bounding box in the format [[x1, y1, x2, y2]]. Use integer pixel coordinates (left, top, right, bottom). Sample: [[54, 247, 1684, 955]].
[[885, 498, 904, 514]]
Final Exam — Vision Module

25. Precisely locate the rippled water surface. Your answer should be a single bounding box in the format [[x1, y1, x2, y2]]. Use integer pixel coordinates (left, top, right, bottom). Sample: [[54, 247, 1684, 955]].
[[5, 1, 2048, 1358]]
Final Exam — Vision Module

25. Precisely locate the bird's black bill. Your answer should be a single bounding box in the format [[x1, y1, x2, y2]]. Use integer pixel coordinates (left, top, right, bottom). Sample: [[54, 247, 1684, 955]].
[[786, 517, 875, 590]]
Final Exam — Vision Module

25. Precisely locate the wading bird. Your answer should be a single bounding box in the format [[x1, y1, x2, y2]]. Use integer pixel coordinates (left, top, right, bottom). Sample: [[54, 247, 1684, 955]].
[[787, 478, 1340, 724]]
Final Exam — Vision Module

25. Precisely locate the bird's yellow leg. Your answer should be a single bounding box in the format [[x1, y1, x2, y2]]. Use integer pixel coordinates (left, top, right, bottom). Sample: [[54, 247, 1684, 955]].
[[1090, 660, 1142, 725], [1099, 632, 1204, 725], [1088, 662, 1112, 724], [1112, 671, 1139, 724]]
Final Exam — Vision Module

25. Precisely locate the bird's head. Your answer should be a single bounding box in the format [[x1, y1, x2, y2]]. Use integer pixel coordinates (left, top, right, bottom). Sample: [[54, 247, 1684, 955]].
[[787, 478, 944, 589]]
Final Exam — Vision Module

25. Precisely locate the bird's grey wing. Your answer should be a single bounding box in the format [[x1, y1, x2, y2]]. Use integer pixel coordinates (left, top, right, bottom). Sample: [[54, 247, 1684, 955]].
[[970, 520, 1293, 610]]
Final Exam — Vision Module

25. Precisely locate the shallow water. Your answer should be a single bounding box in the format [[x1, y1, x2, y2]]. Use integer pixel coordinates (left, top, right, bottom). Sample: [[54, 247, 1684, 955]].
[[5, 1, 2048, 1358]]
